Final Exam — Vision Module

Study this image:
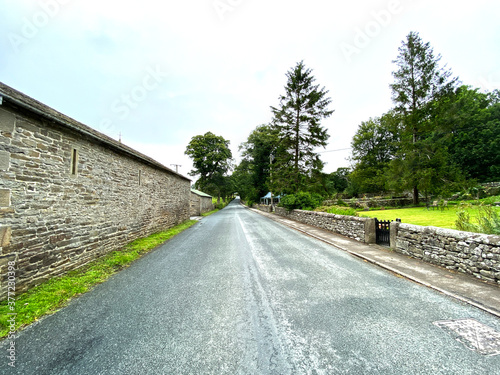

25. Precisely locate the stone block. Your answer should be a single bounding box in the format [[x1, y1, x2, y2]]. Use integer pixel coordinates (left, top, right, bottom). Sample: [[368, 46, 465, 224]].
[[16, 120, 39, 134], [0, 254, 16, 268], [0, 108, 15, 133], [0, 227, 11, 248], [0, 150, 9, 170], [0, 189, 10, 207], [363, 217, 376, 244]]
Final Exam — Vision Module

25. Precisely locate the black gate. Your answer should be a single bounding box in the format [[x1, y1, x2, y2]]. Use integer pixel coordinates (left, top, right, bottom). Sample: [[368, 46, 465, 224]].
[[375, 218, 401, 246]]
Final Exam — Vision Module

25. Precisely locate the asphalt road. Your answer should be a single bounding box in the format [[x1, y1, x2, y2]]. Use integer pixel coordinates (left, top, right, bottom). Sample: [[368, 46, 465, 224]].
[[2, 199, 500, 374]]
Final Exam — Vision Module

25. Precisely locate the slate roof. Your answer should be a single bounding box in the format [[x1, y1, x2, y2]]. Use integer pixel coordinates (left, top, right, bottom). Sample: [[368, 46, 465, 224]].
[[0, 81, 190, 182], [191, 189, 212, 198]]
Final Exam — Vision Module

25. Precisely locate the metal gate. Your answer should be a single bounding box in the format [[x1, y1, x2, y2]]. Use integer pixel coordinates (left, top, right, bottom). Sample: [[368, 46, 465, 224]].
[[375, 218, 401, 246]]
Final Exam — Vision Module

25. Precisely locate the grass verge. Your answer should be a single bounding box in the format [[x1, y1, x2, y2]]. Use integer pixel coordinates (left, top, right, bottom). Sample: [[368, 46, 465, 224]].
[[201, 209, 219, 217], [0, 220, 197, 339]]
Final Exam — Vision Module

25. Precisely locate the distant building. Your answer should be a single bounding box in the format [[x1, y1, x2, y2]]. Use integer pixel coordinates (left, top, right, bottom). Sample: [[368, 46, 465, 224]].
[[190, 189, 213, 216]]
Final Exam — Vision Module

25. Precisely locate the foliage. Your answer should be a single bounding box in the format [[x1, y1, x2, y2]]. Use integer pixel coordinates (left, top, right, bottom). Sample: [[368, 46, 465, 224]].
[[270, 61, 334, 193], [455, 203, 500, 235], [212, 197, 231, 210], [349, 112, 400, 193], [315, 205, 358, 216], [185, 132, 233, 200], [325, 167, 350, 195], [279, 191, 323, 211], [0, 220, 197, 338], [438, 87, 500, 182], [389, 31, 458, 204], [235, 125, 279, 202]]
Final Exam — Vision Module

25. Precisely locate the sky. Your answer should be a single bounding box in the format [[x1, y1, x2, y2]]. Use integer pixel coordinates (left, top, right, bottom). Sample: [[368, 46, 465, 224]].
[[1, 0, 499, 181]]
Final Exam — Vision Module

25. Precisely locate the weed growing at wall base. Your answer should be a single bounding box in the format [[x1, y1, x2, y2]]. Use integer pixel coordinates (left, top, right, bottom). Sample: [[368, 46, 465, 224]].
[[0, 220, 197, 339]]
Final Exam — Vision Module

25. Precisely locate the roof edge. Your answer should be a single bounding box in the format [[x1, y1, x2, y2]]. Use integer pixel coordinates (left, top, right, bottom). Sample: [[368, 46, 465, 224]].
[[0, 81, 190, 182]]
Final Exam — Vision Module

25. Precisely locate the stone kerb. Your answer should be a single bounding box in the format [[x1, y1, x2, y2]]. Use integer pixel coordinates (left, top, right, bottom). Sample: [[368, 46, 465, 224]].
[[393, 222, 500, 285], [274, 207, 375, 243]]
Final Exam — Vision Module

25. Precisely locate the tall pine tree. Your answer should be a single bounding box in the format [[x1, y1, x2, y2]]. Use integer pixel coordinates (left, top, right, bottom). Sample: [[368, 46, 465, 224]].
[[270, 61, 334, 193], [390, 31, 458, 204]]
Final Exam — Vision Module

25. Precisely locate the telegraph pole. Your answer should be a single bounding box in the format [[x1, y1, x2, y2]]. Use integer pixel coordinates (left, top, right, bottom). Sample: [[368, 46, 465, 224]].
[[170, 164, 181, 173]]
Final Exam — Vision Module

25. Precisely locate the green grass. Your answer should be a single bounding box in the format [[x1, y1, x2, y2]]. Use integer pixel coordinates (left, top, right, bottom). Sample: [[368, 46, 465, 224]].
[[358, 206, 500, 229], [202, 209, 219, 217], [315, 205, 358, 216], [0, 220, 197, 339]]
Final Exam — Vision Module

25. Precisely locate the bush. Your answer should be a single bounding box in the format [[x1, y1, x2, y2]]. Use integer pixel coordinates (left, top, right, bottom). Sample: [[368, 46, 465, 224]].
[[336, 198, 348, 206], [455, 203, 500, 235], [316, 206, 358, 216], [213, 198, 231, 210], [280, 192, 323, 211]]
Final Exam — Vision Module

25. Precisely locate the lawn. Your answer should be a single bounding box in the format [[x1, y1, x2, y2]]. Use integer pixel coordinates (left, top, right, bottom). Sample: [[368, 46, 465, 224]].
[[358, 205, 500, 229]]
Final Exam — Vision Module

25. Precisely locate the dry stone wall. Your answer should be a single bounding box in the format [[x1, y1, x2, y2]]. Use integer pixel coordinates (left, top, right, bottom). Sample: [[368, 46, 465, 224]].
[[254, 204, 272, 213], [0, 90, 190, 299], [392, 223, 500, 285], [274, 207, 375, 243]]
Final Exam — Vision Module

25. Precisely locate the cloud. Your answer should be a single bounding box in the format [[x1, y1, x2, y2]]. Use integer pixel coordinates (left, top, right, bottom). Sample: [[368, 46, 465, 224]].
[[1, 0, 499, 176]]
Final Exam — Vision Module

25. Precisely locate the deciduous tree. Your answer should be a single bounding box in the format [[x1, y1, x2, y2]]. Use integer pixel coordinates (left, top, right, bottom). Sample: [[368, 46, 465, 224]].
[[185, 132, 233, 201]]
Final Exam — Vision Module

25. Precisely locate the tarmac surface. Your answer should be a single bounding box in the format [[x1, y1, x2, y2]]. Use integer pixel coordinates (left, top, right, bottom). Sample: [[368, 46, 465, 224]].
[[2, 200, 499, 374], [247, 204, 500, 319]]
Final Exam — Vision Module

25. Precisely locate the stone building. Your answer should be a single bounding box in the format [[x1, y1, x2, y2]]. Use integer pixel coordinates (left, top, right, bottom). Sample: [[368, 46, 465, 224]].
[[190, 189, 213, 216], [0, 82, 191, 299]]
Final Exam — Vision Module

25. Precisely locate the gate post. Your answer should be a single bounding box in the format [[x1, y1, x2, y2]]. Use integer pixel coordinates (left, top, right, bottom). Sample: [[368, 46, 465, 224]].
[[364, 217, 376, 244], [390, 219, 401, 249]]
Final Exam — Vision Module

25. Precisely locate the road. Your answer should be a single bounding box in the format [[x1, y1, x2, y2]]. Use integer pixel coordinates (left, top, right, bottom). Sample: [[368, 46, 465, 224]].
[[1, 199, 500, 374]]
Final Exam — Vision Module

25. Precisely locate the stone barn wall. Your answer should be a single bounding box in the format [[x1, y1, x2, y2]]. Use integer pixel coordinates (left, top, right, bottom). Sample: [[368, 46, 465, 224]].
[[190, 190, 213, 216], [0, 82, 191, 299]]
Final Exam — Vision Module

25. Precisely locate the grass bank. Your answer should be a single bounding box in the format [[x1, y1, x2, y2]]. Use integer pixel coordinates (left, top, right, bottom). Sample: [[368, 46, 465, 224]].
[[358, 206, 500, 229], [0, 220, 197, 339]]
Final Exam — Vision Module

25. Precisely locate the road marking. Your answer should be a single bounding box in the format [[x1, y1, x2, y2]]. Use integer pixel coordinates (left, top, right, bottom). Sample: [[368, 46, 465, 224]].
[[433, 319, 500, 356]]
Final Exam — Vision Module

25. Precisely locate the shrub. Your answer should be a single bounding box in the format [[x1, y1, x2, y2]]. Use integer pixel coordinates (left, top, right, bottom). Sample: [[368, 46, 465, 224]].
[[325, 206, 358, 216], [336, 198, 348, 206], [280, 192, 323, 211], [455, 203, 500, 235]]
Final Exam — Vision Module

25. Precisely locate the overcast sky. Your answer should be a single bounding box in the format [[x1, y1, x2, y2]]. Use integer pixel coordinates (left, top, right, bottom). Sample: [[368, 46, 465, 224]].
[[1, 0, 499, 180]]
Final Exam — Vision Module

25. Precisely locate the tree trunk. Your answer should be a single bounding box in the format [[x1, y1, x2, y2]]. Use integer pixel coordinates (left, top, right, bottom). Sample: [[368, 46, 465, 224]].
[[413, 185, 419, 205], [294, 110, 300, 191]]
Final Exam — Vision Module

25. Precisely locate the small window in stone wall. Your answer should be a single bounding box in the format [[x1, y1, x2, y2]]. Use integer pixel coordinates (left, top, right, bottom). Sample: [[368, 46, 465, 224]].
[[138, 170, 142, 185], [71, 148, 78, 175]]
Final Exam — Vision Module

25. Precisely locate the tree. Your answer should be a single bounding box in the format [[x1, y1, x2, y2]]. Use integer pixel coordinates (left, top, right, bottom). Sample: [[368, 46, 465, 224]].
[[270, 61, 334, 193], [437, 86, 500, 182], [231, 159, 257, 203], [349, 111, 400, 193], [185, 132, 233, 201], [238, 125, 279, 201], [390, 31, 458, 204], [329, 167, 350, 194]]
